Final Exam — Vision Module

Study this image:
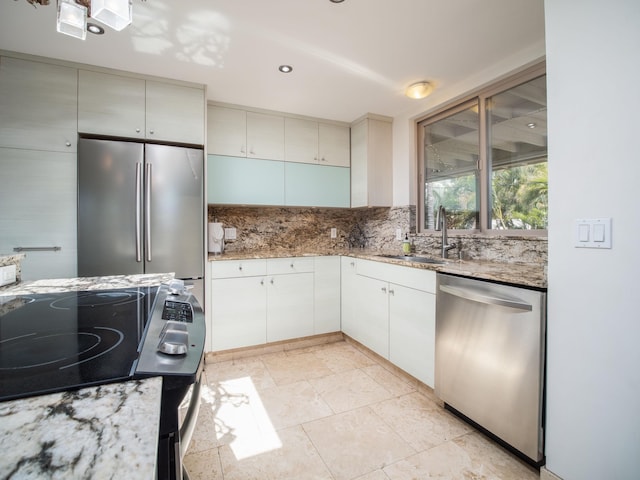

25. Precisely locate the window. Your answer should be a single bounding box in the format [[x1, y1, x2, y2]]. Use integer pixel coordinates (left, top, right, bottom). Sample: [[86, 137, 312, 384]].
[[418, 65, 547, 233]]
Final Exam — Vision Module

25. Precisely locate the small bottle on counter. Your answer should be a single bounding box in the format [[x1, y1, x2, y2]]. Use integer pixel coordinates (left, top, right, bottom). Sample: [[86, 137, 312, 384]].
[[402, 233, 411, 255]]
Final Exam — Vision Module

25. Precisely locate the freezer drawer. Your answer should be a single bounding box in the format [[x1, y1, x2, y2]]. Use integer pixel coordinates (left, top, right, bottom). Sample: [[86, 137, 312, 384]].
[[435, 273, 546, 464]]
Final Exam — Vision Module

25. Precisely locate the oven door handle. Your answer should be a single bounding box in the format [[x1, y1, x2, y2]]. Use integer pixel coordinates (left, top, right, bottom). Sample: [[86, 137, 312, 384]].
[[179, 369, 203, 459]]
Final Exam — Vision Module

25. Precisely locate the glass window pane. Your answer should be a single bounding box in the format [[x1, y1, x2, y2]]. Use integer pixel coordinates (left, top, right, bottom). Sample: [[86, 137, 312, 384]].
[[423, 103, 479, 230], [488, 75, 547, 230]]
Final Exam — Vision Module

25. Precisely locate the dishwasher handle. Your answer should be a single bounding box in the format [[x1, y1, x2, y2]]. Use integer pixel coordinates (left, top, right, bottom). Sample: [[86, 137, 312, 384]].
[[439, 284, 533, 312]]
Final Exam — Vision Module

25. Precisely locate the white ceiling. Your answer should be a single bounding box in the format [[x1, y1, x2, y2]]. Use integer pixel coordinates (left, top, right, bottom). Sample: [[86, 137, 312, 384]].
[[0, 0, 545, 123]]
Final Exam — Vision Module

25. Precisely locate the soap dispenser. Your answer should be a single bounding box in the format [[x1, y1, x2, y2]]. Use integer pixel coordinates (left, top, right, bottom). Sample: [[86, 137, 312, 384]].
[[402, 233, 411, 255]]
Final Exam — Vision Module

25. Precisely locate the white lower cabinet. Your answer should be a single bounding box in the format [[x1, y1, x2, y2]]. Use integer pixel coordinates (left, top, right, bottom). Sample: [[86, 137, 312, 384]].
[[347, 258, 437, 387], [210, 257, 322, 351]]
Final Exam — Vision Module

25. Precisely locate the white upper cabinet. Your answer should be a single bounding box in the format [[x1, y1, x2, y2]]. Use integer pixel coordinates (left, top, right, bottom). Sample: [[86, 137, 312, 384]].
[[145, 80, 205, 145], [285, 118, 350, 167], [78, 70, 205, 144], [207, 105, 247, 156], [246, 112, 284, 160], [78, 70, 146, 139], [0, 57, 77, 152], [350, 115, 392, 207], [208, 106, 285, 160]]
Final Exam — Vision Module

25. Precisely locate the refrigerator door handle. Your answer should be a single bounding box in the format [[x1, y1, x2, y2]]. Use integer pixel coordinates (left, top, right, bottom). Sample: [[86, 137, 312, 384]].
[[135, 162, 142, 263], [145, 162, 152, 262]]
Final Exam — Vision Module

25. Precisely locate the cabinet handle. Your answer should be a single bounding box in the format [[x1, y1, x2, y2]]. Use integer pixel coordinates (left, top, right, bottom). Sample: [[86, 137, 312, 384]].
[[238, 265, 243, 271], [136, 128, 141, 133], [149, 129, 154, 135], [260, 279, 264, 285], [290, 263, 294, 268], [389, 289, 395, 296], [350, 261, 355, 267], [320, 157, 327, 162], [240, 146, 245, 154], [249, 147, 255, 155], [381, 287, 387, 293], [65, 141, 71, 147], [270, 278, 274, 284]]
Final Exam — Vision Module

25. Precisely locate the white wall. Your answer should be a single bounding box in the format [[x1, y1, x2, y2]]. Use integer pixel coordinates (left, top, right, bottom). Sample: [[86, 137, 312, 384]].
[[544, 1, 640, 479]]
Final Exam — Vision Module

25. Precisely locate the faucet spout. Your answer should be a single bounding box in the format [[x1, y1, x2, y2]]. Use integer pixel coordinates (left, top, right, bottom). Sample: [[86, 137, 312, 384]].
[[436, 206, 456, 259]]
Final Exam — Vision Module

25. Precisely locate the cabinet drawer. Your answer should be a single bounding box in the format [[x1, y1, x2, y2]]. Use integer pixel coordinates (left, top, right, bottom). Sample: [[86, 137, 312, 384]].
[[267, 257, 314, 275], [357, 258, 436, 293], [211, 259, 267, 278]]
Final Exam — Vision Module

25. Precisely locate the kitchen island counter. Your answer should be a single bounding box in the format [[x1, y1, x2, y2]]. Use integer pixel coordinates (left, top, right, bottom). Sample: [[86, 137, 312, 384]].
[[0, 376, 162, 479], [208, 250, 546, 289]]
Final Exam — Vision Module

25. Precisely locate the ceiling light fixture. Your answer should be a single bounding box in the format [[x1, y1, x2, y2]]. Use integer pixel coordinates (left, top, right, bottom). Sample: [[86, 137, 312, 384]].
[[87, 22, 105, 34], [57, 0, 88, 40], [27, 0, 140, 40], [405, 81, 433, 100], [329, 0, 345, 3], [278, 65, 293, 73]]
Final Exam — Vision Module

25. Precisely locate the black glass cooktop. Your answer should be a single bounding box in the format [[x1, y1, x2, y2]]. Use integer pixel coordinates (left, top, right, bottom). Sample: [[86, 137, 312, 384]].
[[0, 286, 157, 402]]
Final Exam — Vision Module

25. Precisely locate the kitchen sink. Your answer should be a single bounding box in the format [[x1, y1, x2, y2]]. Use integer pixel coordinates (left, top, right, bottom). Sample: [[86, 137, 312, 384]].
[[375, 254, 446, 265]]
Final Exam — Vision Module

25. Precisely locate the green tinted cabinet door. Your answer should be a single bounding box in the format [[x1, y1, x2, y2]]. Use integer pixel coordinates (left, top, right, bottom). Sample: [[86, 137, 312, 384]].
[[284, 162, 350, 207], [207, 154, 285, 205]]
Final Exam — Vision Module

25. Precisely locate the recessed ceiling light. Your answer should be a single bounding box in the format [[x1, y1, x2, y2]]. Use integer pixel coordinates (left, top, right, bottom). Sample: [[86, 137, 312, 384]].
[[278, 65, 293, 73], [87, 23, 105, 35]]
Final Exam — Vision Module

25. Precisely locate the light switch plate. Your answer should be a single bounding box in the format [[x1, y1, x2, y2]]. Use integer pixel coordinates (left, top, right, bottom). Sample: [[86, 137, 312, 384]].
[[575, 218, 612, 249]]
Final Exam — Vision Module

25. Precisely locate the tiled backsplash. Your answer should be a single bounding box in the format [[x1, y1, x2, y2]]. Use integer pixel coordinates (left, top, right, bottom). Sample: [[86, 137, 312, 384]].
[[208, 205, 547, 264]]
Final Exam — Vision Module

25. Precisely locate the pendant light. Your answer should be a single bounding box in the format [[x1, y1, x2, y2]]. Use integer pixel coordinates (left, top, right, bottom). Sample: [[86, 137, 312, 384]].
[[57, 0, 88, 40], [91, 0, 132, 31]]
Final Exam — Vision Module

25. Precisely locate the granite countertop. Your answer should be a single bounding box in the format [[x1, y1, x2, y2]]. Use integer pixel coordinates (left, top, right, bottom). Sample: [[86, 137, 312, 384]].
[[209, 250, 547, 289], [0, 272, 175, 296], [0, 377, 162, 479]]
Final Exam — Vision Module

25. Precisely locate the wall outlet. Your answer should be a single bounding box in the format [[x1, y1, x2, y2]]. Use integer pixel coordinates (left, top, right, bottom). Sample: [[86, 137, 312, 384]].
[[0, 264, 16, 287], [330, 228, 337, 239], [395, 228, 402, 241], [224, 227, 237, 240]]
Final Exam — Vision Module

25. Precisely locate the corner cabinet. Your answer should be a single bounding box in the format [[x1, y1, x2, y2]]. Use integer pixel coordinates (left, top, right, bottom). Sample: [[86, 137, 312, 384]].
[[345, 258, 437, 387], [78, 70, 205, 145], [350, 115, 393, 207]]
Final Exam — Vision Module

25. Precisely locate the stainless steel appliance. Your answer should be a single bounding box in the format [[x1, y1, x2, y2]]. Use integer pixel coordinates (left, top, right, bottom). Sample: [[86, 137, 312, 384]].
[[0, 282, 205, 480], [77, 139, 205, 305], [435, 273, 546, 465]]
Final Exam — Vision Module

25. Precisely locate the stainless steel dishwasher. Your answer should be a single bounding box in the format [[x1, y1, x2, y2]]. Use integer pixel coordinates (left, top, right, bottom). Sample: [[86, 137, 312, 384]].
[[435, 273, 546, 465]]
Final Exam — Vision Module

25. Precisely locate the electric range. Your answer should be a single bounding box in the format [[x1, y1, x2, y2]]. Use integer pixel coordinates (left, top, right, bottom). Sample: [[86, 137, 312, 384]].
[[0, 282, 205, 480]]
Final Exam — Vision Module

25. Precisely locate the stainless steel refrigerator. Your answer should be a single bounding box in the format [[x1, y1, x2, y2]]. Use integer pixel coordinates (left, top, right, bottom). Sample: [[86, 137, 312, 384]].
[[77, 138, 204, 304]]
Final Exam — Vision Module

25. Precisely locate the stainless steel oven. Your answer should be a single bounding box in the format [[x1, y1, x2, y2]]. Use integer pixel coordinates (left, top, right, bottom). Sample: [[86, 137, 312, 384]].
[[0, 280, 205, 480]]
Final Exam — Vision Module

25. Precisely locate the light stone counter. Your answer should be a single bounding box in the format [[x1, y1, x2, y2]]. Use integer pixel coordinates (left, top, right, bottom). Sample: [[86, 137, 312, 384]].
[[0, 272, 175, 296], [209, 250, 546, 289], [0, 376, 162, 480]]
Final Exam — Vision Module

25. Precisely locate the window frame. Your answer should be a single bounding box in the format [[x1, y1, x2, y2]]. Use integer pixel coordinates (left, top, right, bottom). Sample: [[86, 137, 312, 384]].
[[417, 62, 547, 236]]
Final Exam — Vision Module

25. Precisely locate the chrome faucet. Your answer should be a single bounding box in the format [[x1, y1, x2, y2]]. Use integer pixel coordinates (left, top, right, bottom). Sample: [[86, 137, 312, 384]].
[[435, 205, 457, 259]]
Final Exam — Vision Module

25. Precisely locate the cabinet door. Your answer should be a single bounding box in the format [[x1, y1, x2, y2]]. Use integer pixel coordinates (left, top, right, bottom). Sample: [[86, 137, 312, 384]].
[[284, 117, 318, 164], [350, 119, 368, 208], [0, 148, 77, 280], [78, 70, 146, 138], [146, 81, 205, 145], [389, 284, 436, 386], [284, 162, 350, 208], [207, 105, 247, 156], [340, 257, 358, 338], [266, 273, 314, 342], [247, 112, 284, 160], [352, 274, 389, 358], [207, 155, 285, 205], [211, 276, 267, 350], [314, 256, 341, 334], [0, 57, 77, 152], [318, 123, 350, 167]]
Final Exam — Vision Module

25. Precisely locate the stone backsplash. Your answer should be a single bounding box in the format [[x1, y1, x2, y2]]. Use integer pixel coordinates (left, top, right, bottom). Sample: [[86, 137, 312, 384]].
[[208, 205, 547, 264]]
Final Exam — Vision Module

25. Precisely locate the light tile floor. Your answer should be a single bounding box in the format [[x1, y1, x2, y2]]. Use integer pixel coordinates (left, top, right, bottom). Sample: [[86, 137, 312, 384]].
[[183, 340, 540, 480]]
